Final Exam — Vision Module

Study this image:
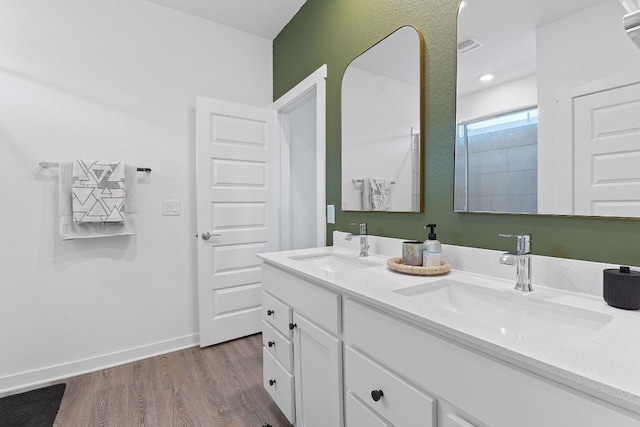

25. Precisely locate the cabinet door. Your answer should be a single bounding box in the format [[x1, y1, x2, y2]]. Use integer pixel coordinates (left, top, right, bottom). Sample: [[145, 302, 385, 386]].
[[293, 312, 344, 427]]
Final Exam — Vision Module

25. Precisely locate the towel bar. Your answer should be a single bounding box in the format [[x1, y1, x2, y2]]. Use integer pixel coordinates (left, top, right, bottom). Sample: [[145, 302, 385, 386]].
[[39, 161, 151, 172], [352, 178, 395, 185]]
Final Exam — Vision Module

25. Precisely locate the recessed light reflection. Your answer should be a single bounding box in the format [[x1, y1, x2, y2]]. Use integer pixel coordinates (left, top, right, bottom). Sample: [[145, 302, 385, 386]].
[[480, 73, 494, 82]]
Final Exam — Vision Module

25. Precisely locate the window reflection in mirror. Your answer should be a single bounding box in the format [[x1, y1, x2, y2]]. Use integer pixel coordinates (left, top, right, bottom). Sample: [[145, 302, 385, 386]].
[[455, 0, 640, 217], [341, 26, 423, 212], [455, 107, 538, 213]]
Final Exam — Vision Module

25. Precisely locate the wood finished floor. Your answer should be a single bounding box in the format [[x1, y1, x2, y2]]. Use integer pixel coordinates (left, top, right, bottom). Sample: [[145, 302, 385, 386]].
[[52, 334, 292, 427]]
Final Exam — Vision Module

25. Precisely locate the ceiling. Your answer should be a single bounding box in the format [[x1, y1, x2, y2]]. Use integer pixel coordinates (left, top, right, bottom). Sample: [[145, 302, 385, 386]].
[[457, 0, 615, 96], [143, 0, 306, 40]]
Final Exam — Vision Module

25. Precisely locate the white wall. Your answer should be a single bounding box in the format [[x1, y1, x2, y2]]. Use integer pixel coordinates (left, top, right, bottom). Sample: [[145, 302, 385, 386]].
[[456, 74, 538, 123], [0, 0, 272, 392], [341, 67, 419, 211], [537, 0, 640, 213]]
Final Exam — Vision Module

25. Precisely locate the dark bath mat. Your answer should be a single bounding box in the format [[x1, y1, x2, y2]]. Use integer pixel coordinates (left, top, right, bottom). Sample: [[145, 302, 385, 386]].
[[0, 383, 66, 427]]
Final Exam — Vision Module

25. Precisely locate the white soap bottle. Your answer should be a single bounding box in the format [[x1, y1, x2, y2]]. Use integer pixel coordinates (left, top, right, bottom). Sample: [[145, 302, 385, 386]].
[[422, 224, 441, 267]]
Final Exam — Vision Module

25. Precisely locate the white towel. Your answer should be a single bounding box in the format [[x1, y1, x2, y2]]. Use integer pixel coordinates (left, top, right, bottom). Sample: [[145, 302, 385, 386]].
[[367, 178, 392, 211], [72, 160, 126, 223], [59, 162, 137, 239]]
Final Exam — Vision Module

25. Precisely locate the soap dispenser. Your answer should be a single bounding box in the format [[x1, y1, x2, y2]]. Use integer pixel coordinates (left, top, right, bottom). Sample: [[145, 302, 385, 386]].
[[423, 224, 441, 267]]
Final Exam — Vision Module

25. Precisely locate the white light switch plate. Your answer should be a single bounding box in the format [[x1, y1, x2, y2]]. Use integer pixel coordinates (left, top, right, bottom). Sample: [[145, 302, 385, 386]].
[[162, 200, 180, 216], [327, 205, 335, 224]]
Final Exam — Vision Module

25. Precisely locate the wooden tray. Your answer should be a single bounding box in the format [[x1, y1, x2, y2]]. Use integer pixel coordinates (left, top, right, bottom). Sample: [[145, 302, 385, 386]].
[[386, 257, 450, 276]]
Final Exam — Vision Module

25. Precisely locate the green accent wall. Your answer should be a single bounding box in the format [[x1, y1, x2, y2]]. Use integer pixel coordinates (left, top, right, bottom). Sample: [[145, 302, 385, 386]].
[[273, 0, 640, 265]]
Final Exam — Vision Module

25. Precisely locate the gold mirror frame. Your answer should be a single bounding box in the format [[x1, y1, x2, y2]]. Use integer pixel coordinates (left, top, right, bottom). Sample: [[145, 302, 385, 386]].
[[341, 26, 425, 213]]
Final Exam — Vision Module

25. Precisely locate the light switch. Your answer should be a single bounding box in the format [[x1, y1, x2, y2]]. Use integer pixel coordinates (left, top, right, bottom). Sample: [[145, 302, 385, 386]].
[[162, 199, 180, 216], [327, 205, 335, 224]]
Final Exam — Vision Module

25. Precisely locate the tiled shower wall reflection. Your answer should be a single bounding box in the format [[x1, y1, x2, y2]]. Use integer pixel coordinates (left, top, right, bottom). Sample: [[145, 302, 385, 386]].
[[455, 124, 538, 213]]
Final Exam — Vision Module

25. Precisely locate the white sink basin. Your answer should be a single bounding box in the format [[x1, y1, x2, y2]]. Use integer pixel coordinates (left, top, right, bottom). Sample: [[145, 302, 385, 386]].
[[288, 253, 380, 274], [395, 279, 612, 347]]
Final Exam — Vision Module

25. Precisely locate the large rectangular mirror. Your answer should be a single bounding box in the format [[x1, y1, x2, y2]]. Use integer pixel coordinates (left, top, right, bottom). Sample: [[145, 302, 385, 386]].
[[455, 0, 640, 217], [341, 26, 424, 212]]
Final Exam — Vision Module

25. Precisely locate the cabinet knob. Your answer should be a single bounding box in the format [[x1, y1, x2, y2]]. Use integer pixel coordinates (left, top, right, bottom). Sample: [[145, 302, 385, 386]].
[[289, 323, 297, 330], [266, 309, 274, 316], [371, 389, 384, 402], [269, 379, 276, 386], [268, 341, 275, 348]]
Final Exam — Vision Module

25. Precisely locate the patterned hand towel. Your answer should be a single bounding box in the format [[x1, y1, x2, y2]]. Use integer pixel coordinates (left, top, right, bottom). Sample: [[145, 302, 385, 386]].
[[367, 178, 392, 211], [59, 162, 137, 239], [72, 160, 126, 223]]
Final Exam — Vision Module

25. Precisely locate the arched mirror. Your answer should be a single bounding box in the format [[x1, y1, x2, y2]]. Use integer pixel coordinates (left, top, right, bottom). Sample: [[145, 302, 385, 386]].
[[341, 26, 424, 212], [455, 0, 640, 217]]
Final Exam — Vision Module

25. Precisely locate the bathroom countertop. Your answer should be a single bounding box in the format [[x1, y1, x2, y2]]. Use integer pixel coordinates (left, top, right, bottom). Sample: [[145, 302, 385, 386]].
[[259, 246, 640, 416]]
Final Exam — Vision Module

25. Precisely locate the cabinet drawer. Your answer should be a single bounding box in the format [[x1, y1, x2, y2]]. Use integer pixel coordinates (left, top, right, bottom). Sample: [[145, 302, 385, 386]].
[[263, 264, 341, 334], [263, 348, 295, 424], [344, 299, 640, 427], [444, 413, 476, 427], [345, 346, 436, 427], [345, 392, 390, 427], [262, 291, 292, 336], [262, 319, 293, 372]]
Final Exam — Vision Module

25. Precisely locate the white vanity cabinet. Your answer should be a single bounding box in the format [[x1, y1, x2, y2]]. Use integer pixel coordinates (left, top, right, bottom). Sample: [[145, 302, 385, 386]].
[[260, 253, 640, 427], [344, 298, 640, 427], [261, 264, 344, 426]]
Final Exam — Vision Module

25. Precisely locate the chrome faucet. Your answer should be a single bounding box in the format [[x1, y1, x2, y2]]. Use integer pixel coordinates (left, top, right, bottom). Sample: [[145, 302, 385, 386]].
[[499, 234, 532, 292], [345, 222, 369, 257]]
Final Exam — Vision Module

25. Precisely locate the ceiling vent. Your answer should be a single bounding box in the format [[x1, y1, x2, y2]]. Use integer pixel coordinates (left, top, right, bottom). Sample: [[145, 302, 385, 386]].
[[457, 37, 483, 54]]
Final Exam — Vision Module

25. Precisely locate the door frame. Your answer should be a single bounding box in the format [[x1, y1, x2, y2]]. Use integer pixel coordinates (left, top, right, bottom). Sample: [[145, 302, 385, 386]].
[[273, 64, 327, 249]]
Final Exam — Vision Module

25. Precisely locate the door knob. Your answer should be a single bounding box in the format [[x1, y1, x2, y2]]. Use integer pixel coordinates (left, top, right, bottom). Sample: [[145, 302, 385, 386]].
[[269, 379, 276, 386], [268, 341, 275, 348], [201, 232, 221, 240]]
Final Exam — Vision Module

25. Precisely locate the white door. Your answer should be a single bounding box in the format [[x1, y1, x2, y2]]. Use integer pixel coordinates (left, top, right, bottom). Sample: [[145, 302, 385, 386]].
[[293, 312, 343, 427], [195, 97, 279, 347], [574, 82, 640, 216]]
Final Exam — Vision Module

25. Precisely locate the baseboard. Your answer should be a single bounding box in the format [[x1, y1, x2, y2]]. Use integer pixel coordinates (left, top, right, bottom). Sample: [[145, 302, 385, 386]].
[[0, 333, 199, 396]]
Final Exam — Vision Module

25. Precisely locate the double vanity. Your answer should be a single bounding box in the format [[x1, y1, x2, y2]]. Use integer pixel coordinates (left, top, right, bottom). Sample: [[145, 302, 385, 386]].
[[259, 234, 640, 426]]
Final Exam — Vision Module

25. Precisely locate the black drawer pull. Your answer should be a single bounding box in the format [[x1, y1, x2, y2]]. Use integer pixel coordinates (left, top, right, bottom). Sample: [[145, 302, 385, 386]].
[[289, 323, 297, 330], [266, 309, 274, 316], [269, 379, 276, 386], [268, 341, 275, 348], [371, 389, 384, 402]]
